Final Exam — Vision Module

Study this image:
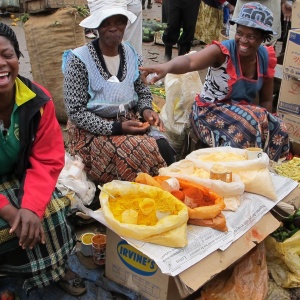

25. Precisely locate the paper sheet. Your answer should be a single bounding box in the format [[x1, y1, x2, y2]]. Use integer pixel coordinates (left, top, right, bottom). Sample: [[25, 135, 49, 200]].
[[79, 173, 298, 276]]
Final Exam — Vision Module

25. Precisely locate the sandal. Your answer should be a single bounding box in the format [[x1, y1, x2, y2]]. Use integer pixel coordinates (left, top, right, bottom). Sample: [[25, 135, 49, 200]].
[[57, 276, 86, 296]]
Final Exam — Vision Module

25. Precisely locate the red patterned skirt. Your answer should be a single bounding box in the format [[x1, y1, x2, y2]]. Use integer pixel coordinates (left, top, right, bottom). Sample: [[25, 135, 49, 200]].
[[67, 113, 167, 184]]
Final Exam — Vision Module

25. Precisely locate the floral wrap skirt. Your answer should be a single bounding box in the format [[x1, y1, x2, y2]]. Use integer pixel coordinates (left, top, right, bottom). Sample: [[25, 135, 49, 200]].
[[190, 99, 289, 161]]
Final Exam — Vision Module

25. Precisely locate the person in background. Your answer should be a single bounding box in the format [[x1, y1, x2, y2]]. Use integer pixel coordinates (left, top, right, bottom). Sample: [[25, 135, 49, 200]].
[[140, 2, 289, 162], [142, 0, 152, 9], [278, 0, 292, 60], [124, 0, 143, 55], [194, 0, 235, 45], [161, 0, 168, 23], [62, 0, 175, 185], [162, 0, 201, 61], [0, 23, 86, 296]]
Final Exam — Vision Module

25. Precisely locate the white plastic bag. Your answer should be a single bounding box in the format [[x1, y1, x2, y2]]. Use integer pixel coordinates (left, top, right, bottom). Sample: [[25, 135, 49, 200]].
[[56, 152, 96, 209], [159, 159, 245, 211], [186, 146, 277, 200], [160, 54, 203, 154]]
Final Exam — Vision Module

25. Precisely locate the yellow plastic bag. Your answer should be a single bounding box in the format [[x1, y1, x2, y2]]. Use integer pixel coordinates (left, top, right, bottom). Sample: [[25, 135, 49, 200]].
[[100, 180, 189, 247], [265, 231, 300, 288]]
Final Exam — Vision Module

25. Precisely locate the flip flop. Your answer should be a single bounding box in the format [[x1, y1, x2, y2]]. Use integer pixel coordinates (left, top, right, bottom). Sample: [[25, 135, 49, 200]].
[[57, 276, 86, 296]]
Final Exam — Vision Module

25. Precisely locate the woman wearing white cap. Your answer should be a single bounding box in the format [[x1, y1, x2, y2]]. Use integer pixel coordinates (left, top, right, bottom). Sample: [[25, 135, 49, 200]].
[[140, 2, 289, 161], [62, 0, 174, 185]]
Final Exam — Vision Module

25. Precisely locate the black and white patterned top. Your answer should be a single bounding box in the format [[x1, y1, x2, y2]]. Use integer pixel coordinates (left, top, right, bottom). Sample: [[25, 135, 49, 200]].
[[63, 40, 153, 135]]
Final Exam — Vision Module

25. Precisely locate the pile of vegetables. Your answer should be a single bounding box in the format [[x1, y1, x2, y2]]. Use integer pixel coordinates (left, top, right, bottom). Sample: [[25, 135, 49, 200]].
[[275, 156, 300, 186], [271, 208, 300, 242], [150, 86, 166, 99], [142, 18, 167, 43]]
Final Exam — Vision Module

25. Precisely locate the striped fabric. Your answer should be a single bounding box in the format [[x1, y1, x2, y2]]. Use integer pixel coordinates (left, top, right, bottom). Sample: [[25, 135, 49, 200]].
[[0, 174, 75, 292]]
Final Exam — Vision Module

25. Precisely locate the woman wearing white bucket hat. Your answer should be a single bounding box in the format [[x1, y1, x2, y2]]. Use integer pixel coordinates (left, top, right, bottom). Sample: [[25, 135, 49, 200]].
[[62, 0, 175, 185]]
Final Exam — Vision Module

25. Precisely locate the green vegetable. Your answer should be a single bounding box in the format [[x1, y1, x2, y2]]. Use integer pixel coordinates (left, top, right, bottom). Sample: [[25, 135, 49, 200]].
[[271, 208, 300, 242]]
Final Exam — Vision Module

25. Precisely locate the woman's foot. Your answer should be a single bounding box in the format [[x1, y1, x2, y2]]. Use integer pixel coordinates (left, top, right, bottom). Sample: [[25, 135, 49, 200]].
[[57, 269, 86, 296], [147, 1, 152, 9]]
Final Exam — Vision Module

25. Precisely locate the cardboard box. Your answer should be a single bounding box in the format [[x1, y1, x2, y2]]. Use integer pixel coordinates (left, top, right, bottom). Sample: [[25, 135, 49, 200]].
[[105, 213, 280, 300], [278, 112, 300, 143], [105, 229, 183, 300], [281, 185, 300, 209], [291, 140, 300, 155], [277, 74, 300, 116], [282, 29, 300, 80], [292, 0, 300, 29]]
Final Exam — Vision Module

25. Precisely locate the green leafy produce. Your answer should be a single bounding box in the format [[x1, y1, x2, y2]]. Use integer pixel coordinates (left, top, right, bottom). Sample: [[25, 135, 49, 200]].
[[19, 13, 30, 23], [73, 5, 90, 17], [271, 208, 300, 242]]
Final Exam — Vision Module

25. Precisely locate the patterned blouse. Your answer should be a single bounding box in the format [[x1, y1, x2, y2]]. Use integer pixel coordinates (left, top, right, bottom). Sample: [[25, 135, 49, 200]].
[[200, 40, 276, 104], [63, 40, 153, 135]]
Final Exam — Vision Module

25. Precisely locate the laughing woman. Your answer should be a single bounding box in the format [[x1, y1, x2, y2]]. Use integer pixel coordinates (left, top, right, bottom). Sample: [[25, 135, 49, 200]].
[[140, 2, 289, 161], [0, 23, 85, 296]]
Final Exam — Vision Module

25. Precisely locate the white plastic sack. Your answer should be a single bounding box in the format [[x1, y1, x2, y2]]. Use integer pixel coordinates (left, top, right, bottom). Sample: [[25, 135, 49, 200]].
[[186, 146, 277, 200], [56, 152, 96, 209], [159, 160, 245, 211], [160, 53, 203, 153]]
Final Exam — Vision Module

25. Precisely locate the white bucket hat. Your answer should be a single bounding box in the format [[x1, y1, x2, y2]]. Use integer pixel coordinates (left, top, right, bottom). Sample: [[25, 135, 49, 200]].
[[80, 0, 137, 29]]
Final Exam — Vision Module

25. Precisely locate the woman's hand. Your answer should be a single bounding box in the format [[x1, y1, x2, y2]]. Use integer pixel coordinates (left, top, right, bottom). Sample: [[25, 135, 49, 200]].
[[121, 120, 150, 134], [143, 109, 164, 131], [139, 64, 169, 85], [9, 208, 45, 250]]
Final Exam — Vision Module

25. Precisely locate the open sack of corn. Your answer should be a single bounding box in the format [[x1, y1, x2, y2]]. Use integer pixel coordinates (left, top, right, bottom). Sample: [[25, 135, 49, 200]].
[[99, 180, 189, 247]]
